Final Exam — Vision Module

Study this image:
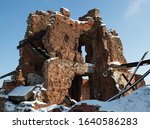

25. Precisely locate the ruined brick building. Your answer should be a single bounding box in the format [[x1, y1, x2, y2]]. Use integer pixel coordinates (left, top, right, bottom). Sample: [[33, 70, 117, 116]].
[[1, 8, 145, 108]]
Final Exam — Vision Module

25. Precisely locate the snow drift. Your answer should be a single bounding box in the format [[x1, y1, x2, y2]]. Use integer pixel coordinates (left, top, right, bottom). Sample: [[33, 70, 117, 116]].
[[68, 86, 150, 112]]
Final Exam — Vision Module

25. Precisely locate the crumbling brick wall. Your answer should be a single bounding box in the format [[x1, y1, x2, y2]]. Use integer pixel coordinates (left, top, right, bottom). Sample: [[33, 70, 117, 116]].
[[18, 10, 52, 82], [69, 103, 100, 112], [1, 8, 145, 107], [78, 9, 145, 101], [0, 97, 8, 112], [79, 9, 124, 101], [18, 8, 145, 103]]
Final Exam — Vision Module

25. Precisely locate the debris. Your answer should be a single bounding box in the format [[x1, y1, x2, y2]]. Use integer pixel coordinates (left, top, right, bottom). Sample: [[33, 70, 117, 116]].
[[121, 51, 148, 96], [107, 68, 150, 102], [63, 95, 77, 107], [27, 73, 44, 85], [8, 86, 35, 103]]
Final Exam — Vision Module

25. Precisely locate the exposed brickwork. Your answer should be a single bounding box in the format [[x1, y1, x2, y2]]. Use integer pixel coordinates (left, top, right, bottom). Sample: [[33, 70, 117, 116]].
[[16, 8, 146, 102], [69, 103, 100, 112], [80, 79, 90, 100], [2, 69, 25, 94], [43, 58, 91, 104], [0, 8, 146, 111], [0, 97, 8, 112], [2, 81, 17, 94]]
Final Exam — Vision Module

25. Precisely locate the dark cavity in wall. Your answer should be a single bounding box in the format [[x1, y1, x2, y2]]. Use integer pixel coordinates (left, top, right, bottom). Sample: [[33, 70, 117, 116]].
[[69, 76, 82, 101]]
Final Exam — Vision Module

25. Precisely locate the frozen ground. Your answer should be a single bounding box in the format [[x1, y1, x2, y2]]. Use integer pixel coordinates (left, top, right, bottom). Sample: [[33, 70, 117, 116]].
[[2, 85, 150, 112], [69, 86, 150, 112]]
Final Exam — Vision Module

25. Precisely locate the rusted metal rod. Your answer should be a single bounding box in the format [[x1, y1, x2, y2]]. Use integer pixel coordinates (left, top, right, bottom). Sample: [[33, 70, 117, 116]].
[[107, 68, 150, 102], [113, 59, 150, 69], [123, 51, 148, 91]]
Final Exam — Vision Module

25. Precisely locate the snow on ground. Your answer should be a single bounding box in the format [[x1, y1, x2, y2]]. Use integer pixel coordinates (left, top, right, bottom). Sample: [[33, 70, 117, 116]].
[[69, 86, 150, 112], [0, 94, 8, 99], [3, 85, 150, 112], [38, 104, 69, 112], [4, 100, 47, 112], [4, 101, 17, 112]]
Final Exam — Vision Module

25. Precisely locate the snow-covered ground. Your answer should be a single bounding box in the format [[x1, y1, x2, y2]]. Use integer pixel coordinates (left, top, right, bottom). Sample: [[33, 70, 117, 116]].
[[3, 85, 150, 112], [68, 86, 150, 112]]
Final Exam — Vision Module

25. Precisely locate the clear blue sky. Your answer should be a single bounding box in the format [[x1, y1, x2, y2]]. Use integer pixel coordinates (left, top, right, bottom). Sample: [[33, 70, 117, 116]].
[[0, 0, 150, 86]]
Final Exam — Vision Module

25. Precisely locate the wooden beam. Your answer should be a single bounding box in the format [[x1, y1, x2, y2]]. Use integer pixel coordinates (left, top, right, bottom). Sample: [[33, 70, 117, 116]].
[[0, 70, 16, 79], [29, 42, 49, 59], [17, 29, 49, 59], [17, 29, 47, 49]]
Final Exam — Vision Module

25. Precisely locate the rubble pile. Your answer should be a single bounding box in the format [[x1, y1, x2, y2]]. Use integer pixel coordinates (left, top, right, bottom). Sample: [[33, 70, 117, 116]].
[[0, 7, 146, 112]]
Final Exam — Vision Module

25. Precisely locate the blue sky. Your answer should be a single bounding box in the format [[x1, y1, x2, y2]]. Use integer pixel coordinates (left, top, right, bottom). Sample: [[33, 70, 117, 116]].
[[0, 0, 150, 86]]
